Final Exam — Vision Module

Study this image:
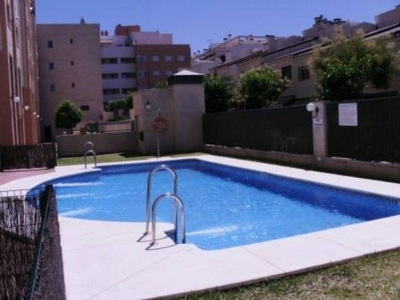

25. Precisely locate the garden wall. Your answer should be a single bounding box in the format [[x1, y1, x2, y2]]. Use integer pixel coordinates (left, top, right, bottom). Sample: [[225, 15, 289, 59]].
[[56, 131, 139, 158]]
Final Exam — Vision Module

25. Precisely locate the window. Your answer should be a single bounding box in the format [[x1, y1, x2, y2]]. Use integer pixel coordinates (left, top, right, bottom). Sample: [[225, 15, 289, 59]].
[[80, 105, 90, 111], [72, 82, 75, 88], [50, 84, 55, 92], [70, 38, 74, 44], [102, 73, 119, 79], [137, 70, 147, 77], [121, 72, 136, 79], [102, 88, 120, 95], [281, 66, 292, 79], [298, 66, 310, 81], [120, 57, 135, 64], [48, 40, 53, 48], [177, 55, 185, 62], [152, 71, 160, 77], [49, 62, 54, 70], [137, 55, 147, 62], [152, 55, 160, 62], [122, 88, 134, 94], [103, 89, 118, 95], [70, 61, 74, 66], [101, 58, 118, 64], [6, 4, 11, 25], [165, 55, 172, 62], [165, 70, 173, 76]]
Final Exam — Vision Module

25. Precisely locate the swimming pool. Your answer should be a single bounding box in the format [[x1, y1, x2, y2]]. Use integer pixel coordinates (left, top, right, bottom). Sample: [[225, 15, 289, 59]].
[[45, 159, 400, 250]]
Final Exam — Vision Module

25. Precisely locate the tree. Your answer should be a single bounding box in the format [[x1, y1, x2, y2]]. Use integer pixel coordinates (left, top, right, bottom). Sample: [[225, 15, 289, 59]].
[[204, 73, 234, 113], [237, 66, 290, 109], [155, 80, 169, 89], [55, 100, 83, 134], [312, 30, 399, 101]]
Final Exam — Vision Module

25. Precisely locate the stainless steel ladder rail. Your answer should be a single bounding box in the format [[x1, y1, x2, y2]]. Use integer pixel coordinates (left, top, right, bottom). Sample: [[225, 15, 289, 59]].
[[84, 149, 97, 169], [145, 164, 178, 234], [151, 193, 186, 245]]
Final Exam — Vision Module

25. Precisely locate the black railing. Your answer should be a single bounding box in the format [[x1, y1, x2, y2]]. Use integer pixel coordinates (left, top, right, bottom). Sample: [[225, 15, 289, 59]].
[[203, 105, 313, 155], [326, 96, 400, 164]]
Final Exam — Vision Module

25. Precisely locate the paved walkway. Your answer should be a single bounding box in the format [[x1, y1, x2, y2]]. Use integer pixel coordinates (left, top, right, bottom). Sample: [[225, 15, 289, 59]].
[[0, 168, 53, 185], [1, 155, 400, 299]]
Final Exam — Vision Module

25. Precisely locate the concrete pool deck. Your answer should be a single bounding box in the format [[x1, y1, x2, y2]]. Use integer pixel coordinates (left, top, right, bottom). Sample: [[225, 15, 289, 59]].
[[1, 154, 400, 299]]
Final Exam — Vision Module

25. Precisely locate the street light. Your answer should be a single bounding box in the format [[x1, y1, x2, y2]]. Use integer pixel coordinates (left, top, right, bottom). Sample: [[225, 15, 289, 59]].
[[306, 102, 319, 118]]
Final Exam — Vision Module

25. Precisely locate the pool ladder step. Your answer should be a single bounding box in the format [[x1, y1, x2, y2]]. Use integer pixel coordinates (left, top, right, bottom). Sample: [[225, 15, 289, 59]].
[[83, 141, 97, 169], [145, 165, 186, 245]]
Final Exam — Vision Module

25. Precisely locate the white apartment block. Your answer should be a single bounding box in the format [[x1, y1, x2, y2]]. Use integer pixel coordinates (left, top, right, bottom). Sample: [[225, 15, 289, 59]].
[[100, 25, 190, 103]]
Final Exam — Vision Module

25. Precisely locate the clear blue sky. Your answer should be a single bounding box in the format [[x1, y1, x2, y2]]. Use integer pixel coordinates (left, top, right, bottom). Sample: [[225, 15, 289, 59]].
[[36, 0, 398, 54]]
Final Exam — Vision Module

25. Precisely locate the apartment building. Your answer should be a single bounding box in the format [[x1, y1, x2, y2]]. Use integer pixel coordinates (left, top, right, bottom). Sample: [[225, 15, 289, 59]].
[[0, 0, 40, 146], [37, 21, 103, 140], [192, 5, 400, 103], [100, 25, 191, 103]]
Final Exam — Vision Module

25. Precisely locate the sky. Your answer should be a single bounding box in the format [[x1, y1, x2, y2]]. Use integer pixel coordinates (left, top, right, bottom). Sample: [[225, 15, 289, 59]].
[[36, 0, 399, 55]]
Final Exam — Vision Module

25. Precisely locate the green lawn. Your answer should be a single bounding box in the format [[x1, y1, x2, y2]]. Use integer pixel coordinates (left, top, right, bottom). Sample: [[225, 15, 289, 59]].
[[57, 152, 154, 166], [180, 248, 400, 300], [57, 151, 204, 166]]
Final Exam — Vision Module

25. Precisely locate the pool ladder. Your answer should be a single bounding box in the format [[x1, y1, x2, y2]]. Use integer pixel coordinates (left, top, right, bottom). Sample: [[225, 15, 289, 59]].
[[84, 141, 97, 169], [84, 150, 97, 169], [145, 165, 186, 245]]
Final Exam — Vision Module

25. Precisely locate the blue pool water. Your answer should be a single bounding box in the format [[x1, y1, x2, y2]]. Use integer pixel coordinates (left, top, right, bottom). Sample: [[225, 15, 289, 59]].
[[44, 159, 400, 250]]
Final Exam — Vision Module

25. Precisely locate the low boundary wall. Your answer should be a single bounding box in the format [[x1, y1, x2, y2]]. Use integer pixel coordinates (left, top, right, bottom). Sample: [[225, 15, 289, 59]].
[[204, 145, 400, 183], [56, 131, 138, 158]]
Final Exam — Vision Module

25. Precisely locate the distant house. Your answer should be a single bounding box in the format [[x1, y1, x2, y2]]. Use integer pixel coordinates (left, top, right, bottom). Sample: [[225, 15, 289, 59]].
[[191, 5, 400, 103]]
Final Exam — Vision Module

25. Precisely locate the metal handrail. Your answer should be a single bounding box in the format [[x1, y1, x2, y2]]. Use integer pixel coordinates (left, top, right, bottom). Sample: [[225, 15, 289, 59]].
[[84, 149, 97, 169], [145, 164, 178, 234], [151, 193, 185, 245]]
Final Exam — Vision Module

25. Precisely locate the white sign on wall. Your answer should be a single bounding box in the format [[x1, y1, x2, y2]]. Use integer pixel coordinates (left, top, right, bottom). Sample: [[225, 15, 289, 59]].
[[338, 103, 358, 126]]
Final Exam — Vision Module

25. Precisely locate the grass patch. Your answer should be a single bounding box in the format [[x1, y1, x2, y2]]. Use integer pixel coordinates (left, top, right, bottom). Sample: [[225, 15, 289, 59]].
[[57, 152, 155, 166], [180, 248, 400, 300], [57, 152, 205, 166]]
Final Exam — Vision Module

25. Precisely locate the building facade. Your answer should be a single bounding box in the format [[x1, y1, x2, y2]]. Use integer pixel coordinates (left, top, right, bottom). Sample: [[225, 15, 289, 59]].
[[100, 25, 191, 103], [192, 5, 400, 103], [37, 22, 103, 140], [0, 0, 40, 146]]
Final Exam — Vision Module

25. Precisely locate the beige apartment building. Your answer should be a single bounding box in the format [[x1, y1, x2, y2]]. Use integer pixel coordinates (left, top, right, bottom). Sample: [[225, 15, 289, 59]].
[[0, 0, 40, 146], [37, 22, 191, 140], [37, 21, 103, 140], [193, 5, 400, 103]]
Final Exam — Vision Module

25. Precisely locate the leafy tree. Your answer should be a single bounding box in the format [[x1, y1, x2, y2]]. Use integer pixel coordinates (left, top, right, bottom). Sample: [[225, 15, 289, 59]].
[[237, 66, 290, 109], [312, 30, 399, 101], [155, 80, 169, 89], [204, 73, 234, 113], [55, 100, 83, 134], [118, 92, 134, 110]]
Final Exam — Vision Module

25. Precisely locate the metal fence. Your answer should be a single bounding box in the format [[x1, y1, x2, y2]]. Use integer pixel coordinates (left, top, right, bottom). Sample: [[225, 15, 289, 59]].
[[326, 96, 400, 164], [0, 186, 66, 300], [0, 143, 57, 171], [203, 105, 313, 155]]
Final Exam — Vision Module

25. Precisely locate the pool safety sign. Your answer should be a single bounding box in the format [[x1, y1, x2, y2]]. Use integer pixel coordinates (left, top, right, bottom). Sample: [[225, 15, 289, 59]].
[[338, 103, 358, 126]]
